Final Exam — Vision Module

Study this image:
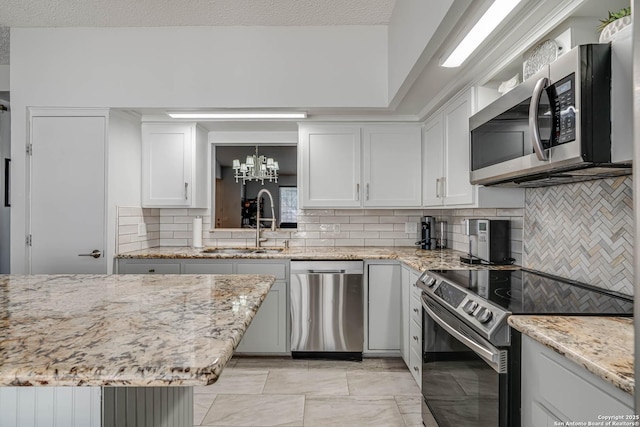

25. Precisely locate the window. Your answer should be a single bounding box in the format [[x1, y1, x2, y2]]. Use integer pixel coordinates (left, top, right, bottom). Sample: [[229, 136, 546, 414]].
[[279, 186, 298, 228]]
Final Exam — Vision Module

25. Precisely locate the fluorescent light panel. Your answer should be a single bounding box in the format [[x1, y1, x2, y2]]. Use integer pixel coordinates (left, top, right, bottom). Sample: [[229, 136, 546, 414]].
[[167, 112, 307, 119], [441, 0, 522, 68]]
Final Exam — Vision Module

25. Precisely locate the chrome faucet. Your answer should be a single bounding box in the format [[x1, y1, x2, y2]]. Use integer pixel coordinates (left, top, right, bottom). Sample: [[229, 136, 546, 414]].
[[256, 189, 276, 247]]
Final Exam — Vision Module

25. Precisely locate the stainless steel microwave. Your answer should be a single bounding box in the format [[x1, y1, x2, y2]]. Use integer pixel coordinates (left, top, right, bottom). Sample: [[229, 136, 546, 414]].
[[469, 43, 632, 187]]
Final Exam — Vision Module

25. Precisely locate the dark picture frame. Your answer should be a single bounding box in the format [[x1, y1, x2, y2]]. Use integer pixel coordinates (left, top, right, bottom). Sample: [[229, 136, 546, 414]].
[[4, 158, 10, 207]]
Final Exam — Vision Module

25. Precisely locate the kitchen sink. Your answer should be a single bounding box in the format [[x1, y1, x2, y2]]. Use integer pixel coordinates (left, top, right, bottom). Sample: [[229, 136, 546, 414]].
[[202, 248, 284, 254]]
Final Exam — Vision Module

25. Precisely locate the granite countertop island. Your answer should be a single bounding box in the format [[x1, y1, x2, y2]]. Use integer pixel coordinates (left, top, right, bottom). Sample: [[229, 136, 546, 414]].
[[0, 274, 275, 387], [116, 246, 520, 272], [508, 315, 634, 394]]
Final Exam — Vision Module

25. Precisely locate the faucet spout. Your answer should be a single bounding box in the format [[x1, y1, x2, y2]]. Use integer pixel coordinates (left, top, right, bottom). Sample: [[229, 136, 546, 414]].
[[256, 189, 277, 247]]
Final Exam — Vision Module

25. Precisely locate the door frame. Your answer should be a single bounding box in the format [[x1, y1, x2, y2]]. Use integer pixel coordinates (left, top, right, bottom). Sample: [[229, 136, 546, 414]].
[[27, 108, 109, 274]]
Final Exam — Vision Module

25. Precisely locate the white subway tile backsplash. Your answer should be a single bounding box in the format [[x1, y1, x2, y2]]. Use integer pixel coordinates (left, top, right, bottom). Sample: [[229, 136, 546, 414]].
[[350, 216, 379, 224], [335, 209, 364, 216], [319, 216, 350, 224], [364, 223, 394, 232], [160, 208, 189, 216], [365, 238, 394, 246]]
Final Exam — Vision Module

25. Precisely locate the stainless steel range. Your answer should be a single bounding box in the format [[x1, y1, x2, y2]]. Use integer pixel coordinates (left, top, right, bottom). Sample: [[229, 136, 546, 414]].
[[416, 268, 633, 427]]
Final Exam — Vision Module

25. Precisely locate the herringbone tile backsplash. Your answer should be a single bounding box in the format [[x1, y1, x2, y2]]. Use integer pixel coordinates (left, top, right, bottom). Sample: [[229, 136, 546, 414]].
[[523, 176, 633, 296]]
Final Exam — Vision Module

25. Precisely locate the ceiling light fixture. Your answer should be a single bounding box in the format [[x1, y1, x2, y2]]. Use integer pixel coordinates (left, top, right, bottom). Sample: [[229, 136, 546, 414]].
[[233, 146, 279, 185], [167, 112, 307, 119], [441, 0, 522, 68]]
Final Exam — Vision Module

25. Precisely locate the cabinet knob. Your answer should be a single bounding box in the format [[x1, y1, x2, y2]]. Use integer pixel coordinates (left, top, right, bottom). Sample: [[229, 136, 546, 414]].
[[413, 308, 419, 313], [412, 335, 419, 341], [148, 269, 155, 273], [413, 366, 419, 372]]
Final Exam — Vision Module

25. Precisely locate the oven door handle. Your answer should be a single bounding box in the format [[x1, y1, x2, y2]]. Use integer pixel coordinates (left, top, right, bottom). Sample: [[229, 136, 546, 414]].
[[423, 301, 507, 374]]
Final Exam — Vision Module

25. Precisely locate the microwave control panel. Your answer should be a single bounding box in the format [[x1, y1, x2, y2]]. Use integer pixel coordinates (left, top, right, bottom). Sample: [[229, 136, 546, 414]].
[[552, 73, 576, 145]]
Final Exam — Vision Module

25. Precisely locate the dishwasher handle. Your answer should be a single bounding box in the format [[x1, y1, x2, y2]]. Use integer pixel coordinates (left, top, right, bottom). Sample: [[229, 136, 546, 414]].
[[307, 269, 346, 274]]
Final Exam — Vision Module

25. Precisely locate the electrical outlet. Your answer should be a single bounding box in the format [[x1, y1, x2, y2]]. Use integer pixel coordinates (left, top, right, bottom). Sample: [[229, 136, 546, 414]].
[[404, 222, 418, 234], [333, 224, 341, 233], [138, 223, 147, 237]]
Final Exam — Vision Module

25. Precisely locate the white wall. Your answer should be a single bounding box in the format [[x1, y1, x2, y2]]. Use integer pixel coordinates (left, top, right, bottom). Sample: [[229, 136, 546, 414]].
[[387, 0, 453, 102], [9, 25, 387, 272], [106, 110, 142, 273]]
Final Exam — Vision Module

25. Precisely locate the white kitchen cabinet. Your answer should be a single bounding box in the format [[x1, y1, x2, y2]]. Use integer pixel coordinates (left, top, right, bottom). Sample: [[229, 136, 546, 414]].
[[422, 88, 524, 208], [521, 335, 633, 427], [141, 122, 208, 208], [363, 126, 422, 207], [235, 261, 289, 354], [400, 266, 422, 388], [366, 263, 401, 352], [299, 125, 362, 208], [235, 281, 288, 354], [299, 124, 422, 208]]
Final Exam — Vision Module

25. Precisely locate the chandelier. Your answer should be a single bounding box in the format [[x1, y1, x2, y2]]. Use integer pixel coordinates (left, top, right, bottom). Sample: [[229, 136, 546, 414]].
[[232, 146, 279, 184]]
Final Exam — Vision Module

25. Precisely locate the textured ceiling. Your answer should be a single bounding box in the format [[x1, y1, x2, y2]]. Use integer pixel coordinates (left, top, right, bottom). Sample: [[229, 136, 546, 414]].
[[0, 0, 397, 27]]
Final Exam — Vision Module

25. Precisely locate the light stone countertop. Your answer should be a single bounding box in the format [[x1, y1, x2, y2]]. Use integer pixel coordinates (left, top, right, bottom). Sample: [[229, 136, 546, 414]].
[[508, 316, 634, 394], [0, 274, 274, 387], [116, 246, 521, 272]]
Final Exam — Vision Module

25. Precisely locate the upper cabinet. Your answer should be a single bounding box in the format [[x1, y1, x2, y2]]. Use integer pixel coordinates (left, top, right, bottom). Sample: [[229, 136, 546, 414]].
[[422, 88, 524, 208], [299, 125, 362, 208], [141, 123, 208, 208], [299, 124, 422, 208], [363, 126, 422, 207]]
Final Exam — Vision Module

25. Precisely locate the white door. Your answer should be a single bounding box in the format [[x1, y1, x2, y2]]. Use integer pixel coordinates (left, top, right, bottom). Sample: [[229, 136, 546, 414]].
[[299, 125, 361, 208], [363, 126, 422, 207], [443, 89, 475, 206], [30, 114, 107, 274]]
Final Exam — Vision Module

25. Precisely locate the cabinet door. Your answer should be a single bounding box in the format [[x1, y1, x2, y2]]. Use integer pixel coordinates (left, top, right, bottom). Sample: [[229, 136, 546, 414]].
[[443, 89, 475, 206], [422, 115, 444, 207], [367, 264, 401, 351], [235, 281, 288, 354], [363, 126, 422, 207], [299, 125, 361, 208], [142, 123, 193, 207]]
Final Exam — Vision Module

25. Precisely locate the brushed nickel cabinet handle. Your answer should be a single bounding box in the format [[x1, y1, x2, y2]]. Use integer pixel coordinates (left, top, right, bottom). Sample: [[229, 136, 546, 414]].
[[78, 250, 101, 259], [184, 182, 189, 200]]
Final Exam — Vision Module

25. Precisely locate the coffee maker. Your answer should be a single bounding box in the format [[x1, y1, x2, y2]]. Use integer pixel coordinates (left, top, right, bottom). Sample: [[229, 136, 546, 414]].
[[460, 219, 512, 264], [418, 216, 437, 250]]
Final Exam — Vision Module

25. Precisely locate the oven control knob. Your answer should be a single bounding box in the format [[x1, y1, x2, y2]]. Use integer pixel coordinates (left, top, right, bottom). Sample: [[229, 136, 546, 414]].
[[425, 277, 437, 287], [463, 300, 478, 315], [476, 307, 493, 323]]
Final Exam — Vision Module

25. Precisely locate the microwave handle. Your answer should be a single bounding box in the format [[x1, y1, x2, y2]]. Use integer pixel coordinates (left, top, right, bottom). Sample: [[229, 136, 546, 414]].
[[529, 77, 550, 161]]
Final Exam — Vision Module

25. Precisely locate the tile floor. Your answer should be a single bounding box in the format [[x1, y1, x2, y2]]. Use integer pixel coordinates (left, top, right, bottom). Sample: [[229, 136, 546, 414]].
[[194, 357, 438, 427]]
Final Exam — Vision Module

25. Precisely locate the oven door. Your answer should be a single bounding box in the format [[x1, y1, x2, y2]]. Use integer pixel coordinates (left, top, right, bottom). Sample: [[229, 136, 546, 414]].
[[421, 294, 509, 427]]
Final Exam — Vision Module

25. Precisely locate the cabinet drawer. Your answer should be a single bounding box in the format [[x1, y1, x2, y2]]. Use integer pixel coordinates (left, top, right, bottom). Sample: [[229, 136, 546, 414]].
[[409, 318, 422, 356], [409, 345, 422, 389], [237, 263, 286, 279], [410, 294, 422, 325], [183, 262, 233, 274], [123, 263, 181, 274]]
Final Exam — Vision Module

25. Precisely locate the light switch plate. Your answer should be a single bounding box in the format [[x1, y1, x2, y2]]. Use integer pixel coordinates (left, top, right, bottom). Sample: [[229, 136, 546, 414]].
[[138, 223, 147, 237], [405, 222, 418, 234]]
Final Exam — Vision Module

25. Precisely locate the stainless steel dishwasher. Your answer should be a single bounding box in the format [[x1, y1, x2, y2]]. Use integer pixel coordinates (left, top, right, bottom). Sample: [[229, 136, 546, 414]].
[[290, 261, 364, 360]]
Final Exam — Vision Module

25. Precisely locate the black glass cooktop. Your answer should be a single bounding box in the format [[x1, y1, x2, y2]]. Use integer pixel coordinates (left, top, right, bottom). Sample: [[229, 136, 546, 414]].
[[432, 268, 633, 315]]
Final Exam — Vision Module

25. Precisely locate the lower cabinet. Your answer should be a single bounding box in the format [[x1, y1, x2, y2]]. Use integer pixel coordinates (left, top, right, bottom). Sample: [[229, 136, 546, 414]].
[[117, 258, 290, 355], [521, 335, 633, 427], [235, 281, 287, 354], [366, 263, 401, 353], [401, 266, 422, 388]]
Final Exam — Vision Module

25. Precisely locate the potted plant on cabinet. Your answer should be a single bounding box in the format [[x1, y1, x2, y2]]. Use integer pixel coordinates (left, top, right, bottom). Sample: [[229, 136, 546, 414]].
[[598, 7, 632, 43]]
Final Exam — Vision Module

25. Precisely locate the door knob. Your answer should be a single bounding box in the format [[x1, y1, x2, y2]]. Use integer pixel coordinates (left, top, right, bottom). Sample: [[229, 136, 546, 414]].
[[78, 250, 102, 259]]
